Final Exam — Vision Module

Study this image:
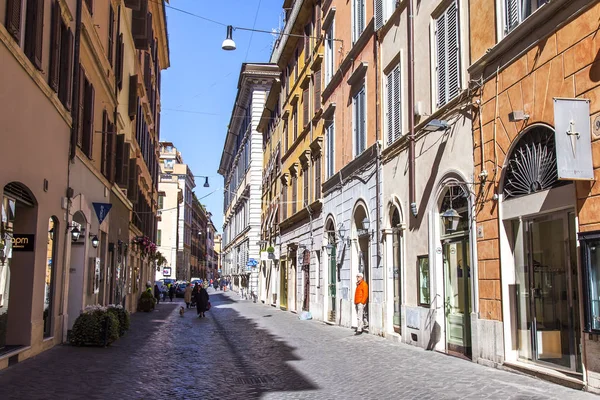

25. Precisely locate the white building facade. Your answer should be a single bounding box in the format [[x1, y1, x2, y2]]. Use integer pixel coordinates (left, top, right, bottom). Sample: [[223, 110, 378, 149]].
[[219, 63, 279, 298], [156, 142, 196, 281]]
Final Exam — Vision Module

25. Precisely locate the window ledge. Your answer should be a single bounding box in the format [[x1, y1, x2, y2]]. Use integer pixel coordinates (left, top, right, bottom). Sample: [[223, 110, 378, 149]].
[[468, 0, 572, 76]]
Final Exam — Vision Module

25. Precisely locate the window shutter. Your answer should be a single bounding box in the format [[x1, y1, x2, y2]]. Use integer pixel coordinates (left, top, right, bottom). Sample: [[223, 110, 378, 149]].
[[436, 12, 447, 107], [386, 70, 393, 145], [304, 27, 310, 62], [375, 0, 383, 31], [108, 5, 115, 66], [393, 65, 401, 141], [82, 81, 95, 158], [115, 134, 125, 184], [315, 157, 321, 199], [124, 0, 141, 10], [101, 110, 108, 175], [127, 158, 138, 203], [314, 69, 321, 113], [59, 27, 74, 110], [128, 75, 138, 120], [303, 88, 309, 127], [360, 89, 366, 153], [358, 0, 365, 36], [145, 12, 153, 50], [131, 0, 148, 49], [116, 34, 124, 90], [25, 0, 44, 70], [446, 2, 460, 101], [353, 95, 358, 155], [84, 0, 93, 15], [316, 1, 321, 39], [505, 0, 519, 33], [77, 65, 85, 147], [108, 122, 117, 183], [5, 0, 22, 42], [49, 0, 61, 93]]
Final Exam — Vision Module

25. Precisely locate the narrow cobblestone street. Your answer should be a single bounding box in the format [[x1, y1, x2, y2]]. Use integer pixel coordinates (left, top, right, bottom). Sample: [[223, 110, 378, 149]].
[[0, 289, 596, 400]]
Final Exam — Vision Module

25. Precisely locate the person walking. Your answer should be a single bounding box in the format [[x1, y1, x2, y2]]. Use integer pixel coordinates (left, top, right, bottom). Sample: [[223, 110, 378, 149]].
[[184, 284, 193, 309], [168, 284, 175, 302], [154, 283, 161, 304], [194, 284, 209, 318], [354, 272, 368, 335]]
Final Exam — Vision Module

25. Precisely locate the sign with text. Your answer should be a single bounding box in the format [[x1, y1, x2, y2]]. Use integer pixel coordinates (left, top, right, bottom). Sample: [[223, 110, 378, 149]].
[[12, 234, 34, 252], [92, 203, 113, 225], [554, 98, 594, 180]]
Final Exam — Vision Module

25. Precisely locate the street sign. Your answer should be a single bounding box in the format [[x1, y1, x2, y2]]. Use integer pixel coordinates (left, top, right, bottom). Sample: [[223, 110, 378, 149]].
[[92, 203, 113, 225]]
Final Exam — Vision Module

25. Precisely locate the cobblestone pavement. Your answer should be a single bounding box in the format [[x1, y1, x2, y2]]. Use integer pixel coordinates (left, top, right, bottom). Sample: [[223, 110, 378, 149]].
[[0, 289, 597, 399]]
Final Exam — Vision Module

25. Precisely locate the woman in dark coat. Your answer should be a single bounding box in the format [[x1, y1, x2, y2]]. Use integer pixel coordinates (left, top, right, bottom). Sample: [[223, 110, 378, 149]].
[[194, 284, 209, 318], [154, 284, 161, 304]]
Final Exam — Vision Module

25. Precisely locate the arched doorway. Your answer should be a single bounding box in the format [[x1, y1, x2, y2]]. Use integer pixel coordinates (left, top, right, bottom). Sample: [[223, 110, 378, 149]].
[[500, 125, 581, 371], [390, 206, 402, 334], [325, 217, 337, 322], [1, 182, 38, 352], [438, 183, 472, 359], [352, 202, 370, 330], [67, 211, 88, 330]]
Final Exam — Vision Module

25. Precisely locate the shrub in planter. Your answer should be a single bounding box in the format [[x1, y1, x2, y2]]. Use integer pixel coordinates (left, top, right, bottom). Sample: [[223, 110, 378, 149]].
[[70, 306, 120, 346], [107, 305, 130, 336], [137, 290, 156, 312]]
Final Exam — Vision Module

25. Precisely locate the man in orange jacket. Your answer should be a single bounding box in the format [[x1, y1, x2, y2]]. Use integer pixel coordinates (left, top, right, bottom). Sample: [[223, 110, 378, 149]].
[[354, 272, 368, 335]]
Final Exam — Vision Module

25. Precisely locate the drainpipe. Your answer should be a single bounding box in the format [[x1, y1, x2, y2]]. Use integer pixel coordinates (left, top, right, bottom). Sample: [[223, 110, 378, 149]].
[[408, 0, 416, 218], [374, 31, 382, 329]]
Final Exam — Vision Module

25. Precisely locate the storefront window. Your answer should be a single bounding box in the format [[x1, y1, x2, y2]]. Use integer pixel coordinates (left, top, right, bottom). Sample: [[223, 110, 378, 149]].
[[417, 255, 430, 306], [44, 217, 58, 337], [579, 232, 600, 332]]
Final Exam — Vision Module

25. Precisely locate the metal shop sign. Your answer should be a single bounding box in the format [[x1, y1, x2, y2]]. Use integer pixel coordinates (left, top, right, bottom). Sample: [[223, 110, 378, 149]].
[[554, 98, 594, 180], [12, 234, 34, 252]]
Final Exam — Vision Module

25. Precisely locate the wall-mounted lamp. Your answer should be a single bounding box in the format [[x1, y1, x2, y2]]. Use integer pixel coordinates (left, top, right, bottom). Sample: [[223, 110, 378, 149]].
[[91, 235, 99, 249], [325, 244, 334, 257], [357, 217, 373, 238], [423, 119, 450, 132], [71, 226, 81, 242]]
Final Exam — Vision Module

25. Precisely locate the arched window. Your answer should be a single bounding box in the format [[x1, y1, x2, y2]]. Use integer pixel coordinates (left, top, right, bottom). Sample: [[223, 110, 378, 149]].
[[44, 217, 58, 337], [503, 126, 562, 199]]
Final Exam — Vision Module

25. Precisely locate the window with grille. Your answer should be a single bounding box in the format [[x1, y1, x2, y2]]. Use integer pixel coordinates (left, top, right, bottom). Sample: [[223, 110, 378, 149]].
[[352, 0, 366, 43], [385, 64, 401, 145], [505, 0, 549, 34], [435, 1, 460, 108], [326, 121, 335, 178], [353, 87, 366, 157]]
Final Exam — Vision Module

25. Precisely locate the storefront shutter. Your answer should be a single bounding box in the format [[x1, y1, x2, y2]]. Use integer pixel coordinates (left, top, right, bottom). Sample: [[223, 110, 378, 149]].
[[128, 74, 138, 119], [49, 0, 62, 93], [5, 0, 22, 42]]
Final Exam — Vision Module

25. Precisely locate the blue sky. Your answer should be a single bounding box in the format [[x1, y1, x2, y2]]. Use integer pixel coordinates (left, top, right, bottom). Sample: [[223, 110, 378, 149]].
[[160, 0, 284, 231]]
